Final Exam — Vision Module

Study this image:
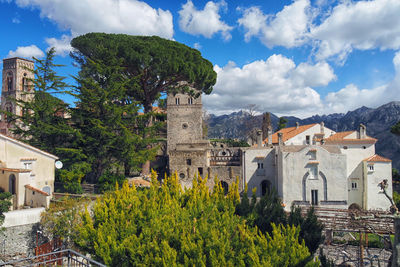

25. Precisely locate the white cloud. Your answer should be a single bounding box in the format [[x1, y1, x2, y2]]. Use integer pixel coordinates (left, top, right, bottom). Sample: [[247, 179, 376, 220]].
[[322, 51, 400, 114], [311, 0, 400, 61], [14, 0, 174, 39], [7, 45, 44, 59], [179, 0, 233, 40], [45, 34, 72, 57], [238, 0, 311, 48], [193, 42, 202, 50], [203, 55, 337, 117]]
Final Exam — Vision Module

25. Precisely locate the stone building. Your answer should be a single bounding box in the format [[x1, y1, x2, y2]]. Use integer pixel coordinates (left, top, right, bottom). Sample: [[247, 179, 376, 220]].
[[167, 92, 242, 190], [0, 57, 34, 136], [167, 91, 393, 211]]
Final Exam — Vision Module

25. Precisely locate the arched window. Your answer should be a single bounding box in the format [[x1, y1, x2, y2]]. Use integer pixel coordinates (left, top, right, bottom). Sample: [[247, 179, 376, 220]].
[[9, 174, 16, 195], [22, 73, 29, 91], [219, 181, 229, 195], [6, 72, 13, 91], [261, 180, 271, 196]]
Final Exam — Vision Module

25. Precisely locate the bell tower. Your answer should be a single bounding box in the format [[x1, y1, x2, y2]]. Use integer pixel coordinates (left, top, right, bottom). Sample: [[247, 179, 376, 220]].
[[167, 90, 204, 152], [0, 57, 34, 135]]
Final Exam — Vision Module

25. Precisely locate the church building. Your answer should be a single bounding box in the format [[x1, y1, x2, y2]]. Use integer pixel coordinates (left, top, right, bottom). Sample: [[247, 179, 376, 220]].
[[167, 91, 393, 211]]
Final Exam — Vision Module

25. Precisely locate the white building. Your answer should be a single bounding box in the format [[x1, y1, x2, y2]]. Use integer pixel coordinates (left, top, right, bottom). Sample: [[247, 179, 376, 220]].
[[0, 133, 57, 209], [244, 122, 393, 211]]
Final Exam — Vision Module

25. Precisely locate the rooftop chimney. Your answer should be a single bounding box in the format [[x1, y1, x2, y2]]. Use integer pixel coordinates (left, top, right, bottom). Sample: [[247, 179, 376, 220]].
[[267, 127, 272, 145], [320, 122, 325, 134], [359, 124, 366, 139], [278, 133, 283, 146], [256, 130, 263, 147], [262, 113, 271, 141]]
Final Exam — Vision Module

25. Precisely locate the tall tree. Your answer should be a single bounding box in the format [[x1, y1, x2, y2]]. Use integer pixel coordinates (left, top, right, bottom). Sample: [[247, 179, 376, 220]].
[[277, 117, 288, 131], [70, 33, 217, 114], [72, 58, 156, 183], [6, 48, 76, 156]]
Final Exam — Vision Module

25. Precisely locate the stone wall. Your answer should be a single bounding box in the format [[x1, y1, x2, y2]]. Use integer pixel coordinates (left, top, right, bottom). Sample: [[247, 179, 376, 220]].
[[0, 223, 45, 261]]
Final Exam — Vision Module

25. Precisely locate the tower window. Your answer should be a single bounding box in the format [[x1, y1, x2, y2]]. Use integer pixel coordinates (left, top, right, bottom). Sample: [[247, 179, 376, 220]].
[[6, 72, 13, 91], [257, 163, 264, 169], [306, 135, 310, 145], [198, 167, 203, 176], [188, 98, 193, 105], [175, 98, 180, 105], [186, 159, 191, 165], [182, 123, 188, 129]]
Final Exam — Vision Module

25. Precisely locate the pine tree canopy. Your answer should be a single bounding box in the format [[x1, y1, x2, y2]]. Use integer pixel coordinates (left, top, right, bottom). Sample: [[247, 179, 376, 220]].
[[70, 33, 217, 112]]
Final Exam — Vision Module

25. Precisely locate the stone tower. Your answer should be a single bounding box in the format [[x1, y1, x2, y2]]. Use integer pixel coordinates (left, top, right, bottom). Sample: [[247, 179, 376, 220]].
[[167, 91, 204, 152], [0, 57, 34, 135]]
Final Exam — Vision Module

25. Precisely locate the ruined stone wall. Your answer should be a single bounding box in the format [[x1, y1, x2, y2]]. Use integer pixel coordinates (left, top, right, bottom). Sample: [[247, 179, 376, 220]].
[[210, 166, 243, 191]]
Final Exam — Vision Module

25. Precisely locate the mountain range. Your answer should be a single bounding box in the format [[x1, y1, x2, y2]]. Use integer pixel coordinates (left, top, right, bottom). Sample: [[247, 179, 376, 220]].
[[206, 101, 400, 169]]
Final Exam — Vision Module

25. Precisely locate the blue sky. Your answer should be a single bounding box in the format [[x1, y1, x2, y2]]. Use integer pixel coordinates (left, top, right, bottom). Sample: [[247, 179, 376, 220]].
[[1, 0, 400, 118]]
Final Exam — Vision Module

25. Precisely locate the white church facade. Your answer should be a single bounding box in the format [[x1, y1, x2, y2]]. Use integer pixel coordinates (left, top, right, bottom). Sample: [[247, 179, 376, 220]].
[[244, 122, 393, 211]]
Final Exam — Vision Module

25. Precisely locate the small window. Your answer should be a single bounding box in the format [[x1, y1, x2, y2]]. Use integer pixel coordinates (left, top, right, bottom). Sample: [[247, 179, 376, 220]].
[[188, 98, 193, 105], [257, 163, 264, 169], [175, 98, 180, 105], [32, 191, 35, 195], [23, 162, 32, 169], [306, 135, 310, 145], [179, 173, 185, 179], [362, 146, 366, 149], [368, 165, 374, 171], [198, 167, 203, 176], [186, 159, 191, 165], [182, 123, 188, 129], [311, 190, 318, 205], [343, 146, 348, 150], [351, 182, 357, 190]]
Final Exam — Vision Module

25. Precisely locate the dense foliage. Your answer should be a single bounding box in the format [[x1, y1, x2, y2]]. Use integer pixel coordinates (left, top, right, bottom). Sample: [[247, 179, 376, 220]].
[[75, 173, 317, 266], [210, 139, 250, 147], [70, 33, 217, 113], [277, 117, 288, 131], [236, 187, 324, 256], [0, 189, 12, 228]]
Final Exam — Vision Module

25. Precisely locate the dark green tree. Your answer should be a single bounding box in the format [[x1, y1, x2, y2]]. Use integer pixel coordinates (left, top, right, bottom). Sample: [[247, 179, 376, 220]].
[[71, 58, 156, 183], [393, 168, 400, 182], [391, 121, 400, 135], [70, 33, 217, 114], [277, 117, 288, 131], [288, 205, 324, 254]]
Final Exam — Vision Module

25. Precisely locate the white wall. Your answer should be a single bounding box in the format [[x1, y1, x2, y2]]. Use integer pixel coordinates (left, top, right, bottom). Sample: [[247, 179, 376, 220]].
[[279, 145, 347, 210], [243, 147, 276, 197], [364, 161, 393, 210], [2, 207, 44, 227]]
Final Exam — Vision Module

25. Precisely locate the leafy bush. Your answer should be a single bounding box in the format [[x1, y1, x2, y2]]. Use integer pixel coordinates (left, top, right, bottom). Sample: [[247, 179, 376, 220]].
[[75, 172, 317, 266]]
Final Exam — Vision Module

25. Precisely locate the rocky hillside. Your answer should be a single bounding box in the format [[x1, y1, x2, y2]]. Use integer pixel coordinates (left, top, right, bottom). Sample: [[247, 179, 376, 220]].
[[207, 101, 400, 169]]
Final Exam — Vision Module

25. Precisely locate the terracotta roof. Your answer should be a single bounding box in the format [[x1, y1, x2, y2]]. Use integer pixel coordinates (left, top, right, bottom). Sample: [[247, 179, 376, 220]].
[[129, 178, 151, 187], [25, 184, 50, 196], [0, 167, 31, 173], [308, 161, 319, 164], [263, 124, 317, 144], [324, 131, 377, 144], [364, 154, 391, 162]]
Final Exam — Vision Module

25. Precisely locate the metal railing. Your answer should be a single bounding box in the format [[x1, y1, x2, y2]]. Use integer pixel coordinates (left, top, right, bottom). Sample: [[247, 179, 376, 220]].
[[0, 249, 106, 267]]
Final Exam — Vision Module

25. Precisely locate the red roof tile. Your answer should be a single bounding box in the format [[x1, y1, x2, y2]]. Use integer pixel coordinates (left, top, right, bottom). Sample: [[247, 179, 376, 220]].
[[25, 184, 50, 196], [364, 154, 391, 162], [263, 124, 317, 144]]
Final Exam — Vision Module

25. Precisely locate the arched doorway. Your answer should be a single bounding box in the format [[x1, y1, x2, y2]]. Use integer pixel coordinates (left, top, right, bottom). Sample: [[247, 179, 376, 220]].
[[9, 174, 16, 195], [261, 180, 271, 196], [219, 181, 229, 195]]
